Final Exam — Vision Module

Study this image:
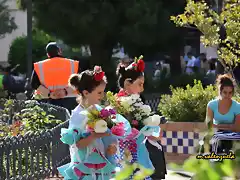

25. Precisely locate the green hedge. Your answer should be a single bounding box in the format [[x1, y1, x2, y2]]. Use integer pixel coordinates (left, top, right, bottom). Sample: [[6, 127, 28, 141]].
[[158, 80, 215, 122], [8, 29, 54, 73]]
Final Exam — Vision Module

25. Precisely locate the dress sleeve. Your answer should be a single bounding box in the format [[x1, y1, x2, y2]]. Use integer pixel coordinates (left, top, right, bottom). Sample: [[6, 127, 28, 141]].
[[60, 128, 82, 145], [61, 108, 90, 145], [234, 101, 240, 115], [69, 109, 88, 129], [207, 99, 216, 112]]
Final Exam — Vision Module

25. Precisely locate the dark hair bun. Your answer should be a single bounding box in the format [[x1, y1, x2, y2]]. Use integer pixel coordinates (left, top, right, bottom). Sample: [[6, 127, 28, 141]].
[[68, 69, 107, 95], [118, 66, 126, 75], [216, 73, 235, 91], [69, 74, 81, 88], [217, 74, 232, 83]]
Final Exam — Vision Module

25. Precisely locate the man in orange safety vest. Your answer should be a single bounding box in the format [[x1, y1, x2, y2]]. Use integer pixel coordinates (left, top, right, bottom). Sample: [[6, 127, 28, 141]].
[[30, 42, 79, 112]]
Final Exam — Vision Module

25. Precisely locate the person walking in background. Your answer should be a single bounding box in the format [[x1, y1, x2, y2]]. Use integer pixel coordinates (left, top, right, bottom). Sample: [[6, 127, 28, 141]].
[[30, 42, 80, 112], [206, 59, 216, 76], [194, 53, 206, 73], [198, 53, 208, 74], [153, 61, 161, 81], [204, 59, 217, 85], [2, 64, 26, 99], [185, 52, 196, 74]]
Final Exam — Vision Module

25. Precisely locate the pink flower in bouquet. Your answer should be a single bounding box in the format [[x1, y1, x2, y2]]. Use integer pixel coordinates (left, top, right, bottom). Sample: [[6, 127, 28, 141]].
[[86, 126, 94, 132], [126, 128, 139, 139], [108, 108, 116, 115], [100, 109, 111, 118], [132, 120, 138, 126], [111, 122, 125, 136]]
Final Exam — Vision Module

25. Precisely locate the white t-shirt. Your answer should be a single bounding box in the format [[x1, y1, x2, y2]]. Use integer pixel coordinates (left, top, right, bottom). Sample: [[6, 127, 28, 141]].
[[154, 69, 161, 77], [186, 57, 196, 74], [206, 70, 216, 76]]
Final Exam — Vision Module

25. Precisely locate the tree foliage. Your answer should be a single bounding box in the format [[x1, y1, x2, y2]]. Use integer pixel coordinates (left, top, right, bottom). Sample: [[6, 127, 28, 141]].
[[0, 0, 17, 38], [8, 29, 54, 73], [17, 0, 185, 67], [171, 0, 240, 70]]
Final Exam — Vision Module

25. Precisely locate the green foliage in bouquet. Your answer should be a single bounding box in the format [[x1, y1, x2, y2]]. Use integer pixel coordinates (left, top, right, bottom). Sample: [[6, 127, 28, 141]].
[[106, 91, 129, 115], [87, 108, 102, 129], [86, 106, 117, 130]]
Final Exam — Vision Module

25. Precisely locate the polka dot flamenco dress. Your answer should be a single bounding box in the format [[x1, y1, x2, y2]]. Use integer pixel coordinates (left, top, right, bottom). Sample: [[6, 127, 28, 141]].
[[114, 138, 152, 180]]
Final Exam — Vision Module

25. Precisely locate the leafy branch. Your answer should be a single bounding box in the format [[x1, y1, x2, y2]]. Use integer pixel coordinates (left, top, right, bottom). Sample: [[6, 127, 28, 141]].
[[170, 0, 240, 69]]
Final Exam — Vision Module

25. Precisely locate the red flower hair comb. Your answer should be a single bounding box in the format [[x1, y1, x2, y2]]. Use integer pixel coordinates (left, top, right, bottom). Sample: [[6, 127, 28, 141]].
[[132, 55, 145, 72], [93, 66, 105, 81]]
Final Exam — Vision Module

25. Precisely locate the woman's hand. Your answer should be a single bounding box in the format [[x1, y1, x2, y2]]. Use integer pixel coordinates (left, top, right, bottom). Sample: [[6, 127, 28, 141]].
[[106, 144, 117, 156], [76, 132, 110, 148], [49, 91, 59, 99], [214, 124, 235, 131]]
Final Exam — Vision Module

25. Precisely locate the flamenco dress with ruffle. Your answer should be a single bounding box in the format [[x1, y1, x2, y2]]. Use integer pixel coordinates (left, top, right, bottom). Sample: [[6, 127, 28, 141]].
[[57, 105, 117, 180], [115, 90, 157, 180]]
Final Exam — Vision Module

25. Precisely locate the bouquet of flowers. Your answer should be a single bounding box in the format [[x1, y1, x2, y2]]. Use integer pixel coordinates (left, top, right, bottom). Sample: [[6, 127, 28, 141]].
[[86, 105, 126, 137], [106, 92, 161, 130]]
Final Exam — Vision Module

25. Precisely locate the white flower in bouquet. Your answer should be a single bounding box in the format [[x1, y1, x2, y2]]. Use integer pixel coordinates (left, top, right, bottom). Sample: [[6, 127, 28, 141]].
[[131, 94, 140, 102], [120, 96, 134, 106], [94, 120, 108, 133], [141, 105, 151, 116], [143, 114, 161, 126], [134, 113, 142, 120], [129, 106, 136, 112], [134, 102, 144, 107], [121, 101, 131, 110]]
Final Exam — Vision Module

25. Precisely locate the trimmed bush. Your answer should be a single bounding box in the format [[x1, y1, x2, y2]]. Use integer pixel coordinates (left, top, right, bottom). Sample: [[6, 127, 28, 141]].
[[158, 80, 217, 122], [8, 29, 54, 73]]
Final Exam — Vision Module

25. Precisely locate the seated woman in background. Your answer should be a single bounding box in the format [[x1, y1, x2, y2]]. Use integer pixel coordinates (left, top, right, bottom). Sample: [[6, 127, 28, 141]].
[[206, 74, 240, 153]]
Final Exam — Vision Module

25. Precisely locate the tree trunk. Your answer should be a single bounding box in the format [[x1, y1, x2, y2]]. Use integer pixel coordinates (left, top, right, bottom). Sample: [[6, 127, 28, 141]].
[[90, 42, 117, 92], [168, 30, 185, 75], [169, 50, 181, 75]]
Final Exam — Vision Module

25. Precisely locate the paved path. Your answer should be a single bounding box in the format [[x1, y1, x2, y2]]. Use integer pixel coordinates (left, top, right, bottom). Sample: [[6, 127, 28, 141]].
[[45, 169, 194, 180], [165, 170, 193, 180]]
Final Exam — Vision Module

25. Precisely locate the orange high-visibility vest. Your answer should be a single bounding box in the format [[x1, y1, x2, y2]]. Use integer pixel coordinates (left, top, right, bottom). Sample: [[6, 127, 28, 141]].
[[34, 57, 79, 97]]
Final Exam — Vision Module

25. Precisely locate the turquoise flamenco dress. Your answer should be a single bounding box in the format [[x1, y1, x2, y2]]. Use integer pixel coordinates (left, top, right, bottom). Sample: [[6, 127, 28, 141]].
[[57, 106, 117, 180], [58, 104, 132, 180], [116, 126, 161, 180], [58, 128, 116, 180], [116, 90, 161, 180]]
